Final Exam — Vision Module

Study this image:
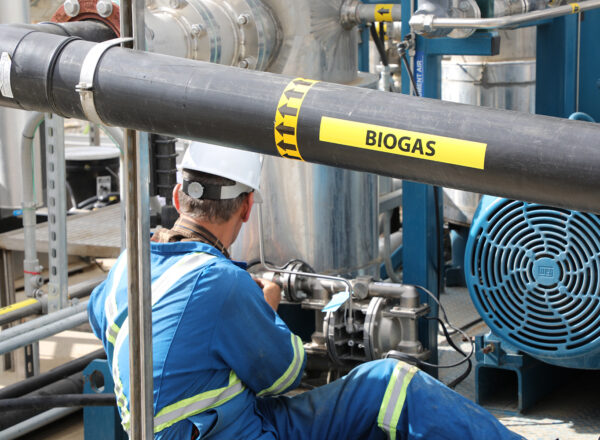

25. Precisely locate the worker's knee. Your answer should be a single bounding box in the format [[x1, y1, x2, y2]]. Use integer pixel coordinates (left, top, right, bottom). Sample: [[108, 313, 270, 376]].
[[346, 358, 412, 387]]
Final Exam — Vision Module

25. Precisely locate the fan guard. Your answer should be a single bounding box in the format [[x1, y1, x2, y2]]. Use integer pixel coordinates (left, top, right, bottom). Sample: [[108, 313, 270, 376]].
[[465, 197, 600, 369]]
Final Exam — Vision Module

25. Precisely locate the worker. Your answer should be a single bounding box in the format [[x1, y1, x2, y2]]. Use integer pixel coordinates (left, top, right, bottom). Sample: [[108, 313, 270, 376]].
[[88, 141, 524, 440]]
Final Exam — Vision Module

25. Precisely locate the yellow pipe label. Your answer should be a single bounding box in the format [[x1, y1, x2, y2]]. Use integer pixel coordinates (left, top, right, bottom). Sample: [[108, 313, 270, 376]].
[[274, 78, 319, 161], [374, 4, 395, 21], [571, 2, 580, 13], [319, 116, 487, 169], [0, 298, 39, 316]]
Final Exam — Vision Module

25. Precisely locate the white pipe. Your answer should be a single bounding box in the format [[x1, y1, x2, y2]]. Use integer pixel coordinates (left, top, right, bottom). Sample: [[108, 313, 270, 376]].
[[20, 112, 45, 297]]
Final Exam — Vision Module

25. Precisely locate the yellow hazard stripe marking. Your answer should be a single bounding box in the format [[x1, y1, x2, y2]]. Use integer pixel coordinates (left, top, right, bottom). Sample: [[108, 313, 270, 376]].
[[319, 116, 487, 170], [571, 2, 580, 13], [0, 298, 39, 316], [274, 78, 319, 161], [374, 4, 395, 21]]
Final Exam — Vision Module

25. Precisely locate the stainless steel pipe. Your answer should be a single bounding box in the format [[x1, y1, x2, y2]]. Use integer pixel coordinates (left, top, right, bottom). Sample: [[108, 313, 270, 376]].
[[410, 0, 600, 32]]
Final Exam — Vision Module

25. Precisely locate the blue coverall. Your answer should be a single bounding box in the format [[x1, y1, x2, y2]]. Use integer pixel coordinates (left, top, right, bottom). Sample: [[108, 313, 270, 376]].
[[88, 240, 524, 439]]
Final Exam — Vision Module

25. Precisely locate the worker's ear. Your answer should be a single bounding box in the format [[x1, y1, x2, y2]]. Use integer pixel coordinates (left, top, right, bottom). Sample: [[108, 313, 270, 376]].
[[241, 192, 254, 223], [172, 183, 182, 213]]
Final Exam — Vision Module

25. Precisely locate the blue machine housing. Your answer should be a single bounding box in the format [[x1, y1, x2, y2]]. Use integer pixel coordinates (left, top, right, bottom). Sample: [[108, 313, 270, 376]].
[[465, 196, 600, 369]]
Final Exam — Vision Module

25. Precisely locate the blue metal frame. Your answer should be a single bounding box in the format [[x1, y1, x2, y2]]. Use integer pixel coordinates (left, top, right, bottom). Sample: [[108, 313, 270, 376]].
[[358, 0, 498, 375], [83, 360, 128, 440], [536, 10, 600, 120]]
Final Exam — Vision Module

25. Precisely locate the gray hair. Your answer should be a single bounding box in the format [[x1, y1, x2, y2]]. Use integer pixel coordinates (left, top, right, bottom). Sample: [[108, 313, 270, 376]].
[[178, 169, 248, 224]]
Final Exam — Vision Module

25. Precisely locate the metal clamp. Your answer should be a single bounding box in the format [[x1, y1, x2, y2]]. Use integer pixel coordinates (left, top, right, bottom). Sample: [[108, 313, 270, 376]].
[[76, 37, 133, 125]]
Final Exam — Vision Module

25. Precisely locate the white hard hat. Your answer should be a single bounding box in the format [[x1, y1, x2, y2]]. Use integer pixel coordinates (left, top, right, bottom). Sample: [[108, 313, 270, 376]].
[[180, 141, 263, 203]]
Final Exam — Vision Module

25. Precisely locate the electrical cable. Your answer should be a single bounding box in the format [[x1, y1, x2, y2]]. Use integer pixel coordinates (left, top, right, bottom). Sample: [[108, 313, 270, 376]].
[[369, 23, 389, 66], [427, 317, 472, 388], [386, 285, 474, 370], [400, 53, 420, 97]]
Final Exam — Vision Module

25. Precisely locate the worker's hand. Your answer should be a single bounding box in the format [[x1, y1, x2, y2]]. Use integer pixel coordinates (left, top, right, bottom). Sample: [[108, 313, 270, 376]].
[[254, 278, 281, 311]]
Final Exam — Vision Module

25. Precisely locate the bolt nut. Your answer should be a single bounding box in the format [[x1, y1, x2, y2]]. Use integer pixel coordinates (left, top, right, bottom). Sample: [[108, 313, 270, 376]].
[[190, 24, 205, 37], [238, 58, 249, 69], [96, 0, 113, 17], [237, 14, 250, 25], [459, 0, 470, 11], [63, 0, 80, 17]]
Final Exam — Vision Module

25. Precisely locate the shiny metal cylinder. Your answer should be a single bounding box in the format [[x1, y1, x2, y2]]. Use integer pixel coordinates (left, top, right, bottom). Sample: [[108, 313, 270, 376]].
[[232, 0, 378, 275], [441, 28, 536, 224], [146, 0, 280, 70], [233, 161, 379, 275], [0, 1, 34, 211]]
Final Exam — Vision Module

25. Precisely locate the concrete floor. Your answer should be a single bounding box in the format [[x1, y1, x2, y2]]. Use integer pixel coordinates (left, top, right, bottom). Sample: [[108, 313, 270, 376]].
[[6, 287, 600, 439]]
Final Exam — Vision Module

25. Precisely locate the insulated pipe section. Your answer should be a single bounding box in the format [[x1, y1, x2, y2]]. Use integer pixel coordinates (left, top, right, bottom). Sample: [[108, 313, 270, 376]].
[[410, 0, 600, 34], [0, 26, 600, 213]]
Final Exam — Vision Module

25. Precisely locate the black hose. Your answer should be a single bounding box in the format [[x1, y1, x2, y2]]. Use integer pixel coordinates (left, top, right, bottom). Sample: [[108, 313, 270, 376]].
[[0, 372, 85, 430], [369, 23, 389, 66], [0, 394, 116, 411], [427, 317, 472, 389], [0, 349, 106, 399]]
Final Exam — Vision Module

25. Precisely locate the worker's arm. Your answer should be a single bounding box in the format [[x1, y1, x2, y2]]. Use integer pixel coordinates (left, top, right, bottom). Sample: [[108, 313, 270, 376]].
[[209, 266, 306, 397]]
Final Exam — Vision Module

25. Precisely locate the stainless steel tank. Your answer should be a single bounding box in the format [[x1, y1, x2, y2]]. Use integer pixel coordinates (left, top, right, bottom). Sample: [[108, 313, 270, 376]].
[[0, 2, 43, 213], [441, 28, 536, 225], [231, 0, 379, 275]]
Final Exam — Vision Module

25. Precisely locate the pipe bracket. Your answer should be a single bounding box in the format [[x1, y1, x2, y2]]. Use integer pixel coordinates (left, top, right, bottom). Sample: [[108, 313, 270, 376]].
[[76, 37, 132, 125]]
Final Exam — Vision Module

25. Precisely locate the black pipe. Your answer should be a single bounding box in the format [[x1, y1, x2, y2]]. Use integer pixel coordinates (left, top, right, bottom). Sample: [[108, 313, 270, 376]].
[[0, 394, 116, 411], [0, 349, 106, 399], [0, 301, 42, 327], [0, 371, 84, 430], [16, 21, 116, 42], [1, 25, 599, 213]]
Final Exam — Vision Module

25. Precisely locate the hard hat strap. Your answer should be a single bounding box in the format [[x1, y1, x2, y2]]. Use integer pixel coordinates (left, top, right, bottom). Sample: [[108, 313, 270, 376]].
[[182, 179, 252, 201]]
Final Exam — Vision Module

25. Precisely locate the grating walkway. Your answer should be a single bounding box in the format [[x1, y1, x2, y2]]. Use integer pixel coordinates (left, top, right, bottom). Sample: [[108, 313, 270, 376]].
[[0, 204, 122, 258]]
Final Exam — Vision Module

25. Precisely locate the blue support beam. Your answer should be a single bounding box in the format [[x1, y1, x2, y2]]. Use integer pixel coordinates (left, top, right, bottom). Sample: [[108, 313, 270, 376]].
[[357, 0, 498, 375]]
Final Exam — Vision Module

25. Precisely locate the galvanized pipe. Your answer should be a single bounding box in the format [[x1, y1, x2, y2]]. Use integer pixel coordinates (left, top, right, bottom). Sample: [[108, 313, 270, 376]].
[[410, 0, 600, 32], [0, 25, 599, 213], [19, 114, 45, 299], [0, 311, 88, 355], [0, 302, 87, 343], [120, 1, 154, 438]]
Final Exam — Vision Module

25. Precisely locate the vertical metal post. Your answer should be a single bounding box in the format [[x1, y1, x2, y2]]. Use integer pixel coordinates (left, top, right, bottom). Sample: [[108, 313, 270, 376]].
[[0, 250, 16, 371], [89, 123, 101, 146], [399, 0, 443, 376], [44, 113, 68, 313], [120, 1, 153, 438]]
